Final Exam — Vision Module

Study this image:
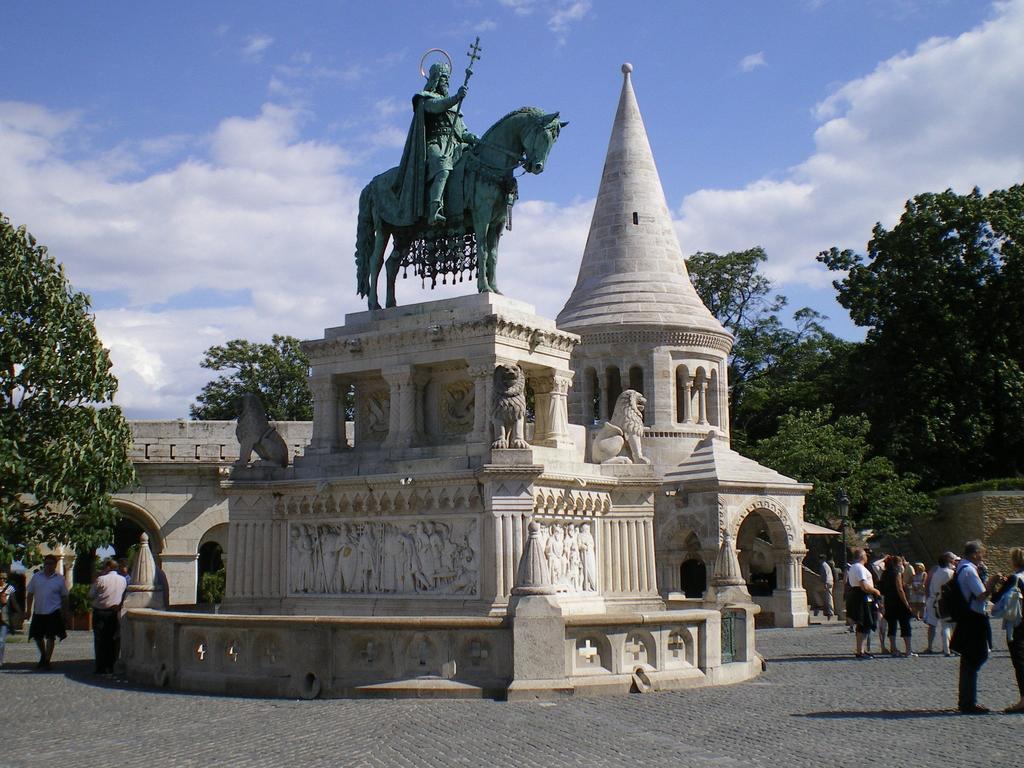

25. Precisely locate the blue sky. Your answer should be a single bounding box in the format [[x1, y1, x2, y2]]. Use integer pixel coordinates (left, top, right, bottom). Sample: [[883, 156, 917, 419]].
[[2, 1, 1022, 418]]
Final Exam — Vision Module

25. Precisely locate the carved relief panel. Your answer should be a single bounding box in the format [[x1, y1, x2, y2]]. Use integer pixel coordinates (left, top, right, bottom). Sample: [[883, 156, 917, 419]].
[[533, 519, 599, 594], [357, 386, 390, 444], [288, 517, 479, 597], [440, 380, 475, 435]]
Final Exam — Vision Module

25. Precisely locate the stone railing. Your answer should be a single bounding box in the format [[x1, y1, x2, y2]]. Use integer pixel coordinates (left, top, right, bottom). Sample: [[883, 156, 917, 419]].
[[129, 420, 313, 464], [122, 604, 759, 699]]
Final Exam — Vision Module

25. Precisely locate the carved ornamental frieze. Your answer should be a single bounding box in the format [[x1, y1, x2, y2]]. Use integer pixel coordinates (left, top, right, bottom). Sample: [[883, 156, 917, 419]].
[[289, 517, 479, 597]]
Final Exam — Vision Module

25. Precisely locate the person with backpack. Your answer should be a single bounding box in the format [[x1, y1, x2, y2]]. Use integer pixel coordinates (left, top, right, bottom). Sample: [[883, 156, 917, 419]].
[[923, 552, 957, 655], [950, 540, 1002, 714], [992, 546, 1024, 713]]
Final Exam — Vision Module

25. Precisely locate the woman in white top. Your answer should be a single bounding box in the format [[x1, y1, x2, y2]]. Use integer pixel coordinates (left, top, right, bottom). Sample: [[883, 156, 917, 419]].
[[923, 552, 956, 656], [845, 548, 882, 658]]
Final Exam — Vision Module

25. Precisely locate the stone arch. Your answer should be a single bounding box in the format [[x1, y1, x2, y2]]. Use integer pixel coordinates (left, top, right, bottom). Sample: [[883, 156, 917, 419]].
[[675, 364, 690, 423], [730, 497, 796, 547], [605, 366, 622, 420], [110, 498, 165, 554]]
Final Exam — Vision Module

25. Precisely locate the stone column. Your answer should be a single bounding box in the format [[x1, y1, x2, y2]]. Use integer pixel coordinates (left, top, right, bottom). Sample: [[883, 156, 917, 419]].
[[650, 349, 674, 428], [773, 549, 810, 628], [698, 380, 708, 425], [309, 375, 342, 452], [382, 366, 414, 448], [599, 376, 610, 421], [682, 378, 692, 424], [412, 370, 430, 444], [532, 369, 574, 448], [469, 363, 493, 443]]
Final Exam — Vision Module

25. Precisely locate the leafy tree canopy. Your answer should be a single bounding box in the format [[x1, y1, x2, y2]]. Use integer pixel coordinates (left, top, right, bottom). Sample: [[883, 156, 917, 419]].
[[819, 185, 1024, 487], [1, 213, 135, 564], [190, 334, 313, 421], [688, 247, 854, 450], [748, 408, 932, 535]]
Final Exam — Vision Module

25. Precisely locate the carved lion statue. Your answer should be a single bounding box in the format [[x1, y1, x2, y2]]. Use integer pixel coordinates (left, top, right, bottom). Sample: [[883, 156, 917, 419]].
[[491, 363, 529, 449], [590, 389, 651, 465], [234, 393, 290, 468]]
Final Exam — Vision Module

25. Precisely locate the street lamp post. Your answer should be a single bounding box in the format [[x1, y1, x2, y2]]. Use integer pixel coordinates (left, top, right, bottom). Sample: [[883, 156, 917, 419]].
[[836, 489, 850, 563], [836, 489, 850, 621]]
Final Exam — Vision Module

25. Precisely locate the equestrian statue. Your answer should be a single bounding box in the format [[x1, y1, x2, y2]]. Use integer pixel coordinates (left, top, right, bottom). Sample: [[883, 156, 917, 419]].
[[355, 39, 567, 310]]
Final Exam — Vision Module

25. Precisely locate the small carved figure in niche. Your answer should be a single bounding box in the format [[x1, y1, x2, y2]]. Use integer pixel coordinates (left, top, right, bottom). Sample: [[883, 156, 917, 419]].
[[491, 363, 528, 449], [566, 526, 582, 591], [354, 524, 377, 592], [234, 393, 289, 468], [590, 389, 651, 465], [578, 523, 598, 591]]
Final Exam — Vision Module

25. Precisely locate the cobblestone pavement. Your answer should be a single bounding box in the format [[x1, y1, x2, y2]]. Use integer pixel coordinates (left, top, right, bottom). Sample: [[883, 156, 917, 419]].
[[2, 621, 1020, 768]]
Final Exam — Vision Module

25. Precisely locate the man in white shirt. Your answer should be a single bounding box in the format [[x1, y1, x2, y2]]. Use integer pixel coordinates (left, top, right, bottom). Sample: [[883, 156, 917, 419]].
[[26, 554, 70, 670], [846, 548, 882, 658], [951, 540, 1000, 714], [88, 558, 127, 674]]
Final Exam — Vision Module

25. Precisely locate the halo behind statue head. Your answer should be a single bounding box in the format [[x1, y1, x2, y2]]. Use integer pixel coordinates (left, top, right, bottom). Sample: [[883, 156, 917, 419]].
[[419, 48, 453, 78]]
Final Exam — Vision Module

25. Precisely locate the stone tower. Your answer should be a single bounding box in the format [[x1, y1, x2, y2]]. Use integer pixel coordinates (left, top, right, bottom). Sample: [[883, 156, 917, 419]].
[[557, 63, 733, 468], [559, 64, 812, 627]]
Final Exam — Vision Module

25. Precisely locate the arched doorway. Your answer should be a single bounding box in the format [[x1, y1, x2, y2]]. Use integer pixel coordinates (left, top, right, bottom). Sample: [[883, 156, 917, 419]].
[[71, 503, 164, 585], [680, 558, 707, 598], [197, 524, 228, 604], [736, 510, 786, 597]]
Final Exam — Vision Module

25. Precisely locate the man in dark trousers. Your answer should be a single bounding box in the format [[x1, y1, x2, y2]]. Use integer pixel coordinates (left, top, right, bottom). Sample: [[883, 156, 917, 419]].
[[88, 558, 127, 674], [951, 540, 1001, 713]]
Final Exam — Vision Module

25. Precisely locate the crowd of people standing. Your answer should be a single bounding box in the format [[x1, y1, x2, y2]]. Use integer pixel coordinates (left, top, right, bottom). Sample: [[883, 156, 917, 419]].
[[842, 542, 1024, 714]]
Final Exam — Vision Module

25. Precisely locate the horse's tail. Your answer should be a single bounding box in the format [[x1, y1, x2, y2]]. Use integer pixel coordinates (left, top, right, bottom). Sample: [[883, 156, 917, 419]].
[[354, 182, 374, 298]]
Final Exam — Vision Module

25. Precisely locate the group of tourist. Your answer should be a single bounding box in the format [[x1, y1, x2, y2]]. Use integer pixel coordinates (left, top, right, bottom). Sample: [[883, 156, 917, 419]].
[[844, 542, 1024, 714], [18, 554, 129, 673]]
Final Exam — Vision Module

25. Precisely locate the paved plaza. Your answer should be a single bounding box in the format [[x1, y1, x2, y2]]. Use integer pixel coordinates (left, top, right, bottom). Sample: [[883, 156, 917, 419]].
[[2, 621, 1019, 768]]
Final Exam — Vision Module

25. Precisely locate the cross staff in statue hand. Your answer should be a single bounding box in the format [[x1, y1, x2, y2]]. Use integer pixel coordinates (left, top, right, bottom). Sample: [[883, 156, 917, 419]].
[[457, 37, 482, 107]]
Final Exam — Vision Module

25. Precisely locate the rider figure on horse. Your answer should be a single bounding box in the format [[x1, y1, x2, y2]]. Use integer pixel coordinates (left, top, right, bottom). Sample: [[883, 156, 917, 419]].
[[392, 62, 478, 227]]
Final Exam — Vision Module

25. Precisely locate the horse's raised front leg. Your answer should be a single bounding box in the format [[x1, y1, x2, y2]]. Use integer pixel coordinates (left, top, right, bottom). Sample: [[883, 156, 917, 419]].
[[367, 227, 389, 310]]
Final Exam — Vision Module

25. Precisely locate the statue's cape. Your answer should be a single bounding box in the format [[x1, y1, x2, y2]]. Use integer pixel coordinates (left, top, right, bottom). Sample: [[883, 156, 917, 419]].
[[387, 92, 433, 227]]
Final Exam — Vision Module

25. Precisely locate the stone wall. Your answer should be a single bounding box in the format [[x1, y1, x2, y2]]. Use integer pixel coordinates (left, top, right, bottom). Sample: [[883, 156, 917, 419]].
[[106, 420, 313, 605], [913, 491, 1024, 573]]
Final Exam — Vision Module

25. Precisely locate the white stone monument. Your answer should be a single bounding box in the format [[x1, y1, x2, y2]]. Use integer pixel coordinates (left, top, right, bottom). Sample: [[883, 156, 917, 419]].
[[122, 64, 769, 699]]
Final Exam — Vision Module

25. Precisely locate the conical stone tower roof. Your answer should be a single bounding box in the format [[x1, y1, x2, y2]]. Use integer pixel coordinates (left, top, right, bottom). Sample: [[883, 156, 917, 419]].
[[557, 64, 727, 339]]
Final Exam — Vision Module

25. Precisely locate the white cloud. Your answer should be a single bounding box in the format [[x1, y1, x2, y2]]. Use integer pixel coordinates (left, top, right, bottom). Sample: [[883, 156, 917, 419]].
[[242, 33, 273, 62], [498, 0, 591, 38], [549, 1, 592, 36], [677, 0, 1024, 287], [739, 52, 766, 72], [0, 100, 360, 417]]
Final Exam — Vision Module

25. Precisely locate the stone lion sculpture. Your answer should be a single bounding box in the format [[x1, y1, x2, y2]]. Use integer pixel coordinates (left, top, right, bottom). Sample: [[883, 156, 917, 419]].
[[590, 389, 651, 465], [491, 363, 529, 449], [234, 393, 290, 468]]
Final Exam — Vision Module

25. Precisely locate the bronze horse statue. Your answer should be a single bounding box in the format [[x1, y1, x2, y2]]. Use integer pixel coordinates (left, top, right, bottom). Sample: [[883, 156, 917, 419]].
[[355, 107, 566, 310]]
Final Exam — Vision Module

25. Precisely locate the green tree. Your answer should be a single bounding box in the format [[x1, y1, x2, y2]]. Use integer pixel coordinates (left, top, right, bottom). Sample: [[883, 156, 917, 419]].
[[688, 247, 854, 450], [190, 335, 313, 421], [0, 213, 135, 564], [748, 408, 932, 535], [819, 185, 1024, 487]]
